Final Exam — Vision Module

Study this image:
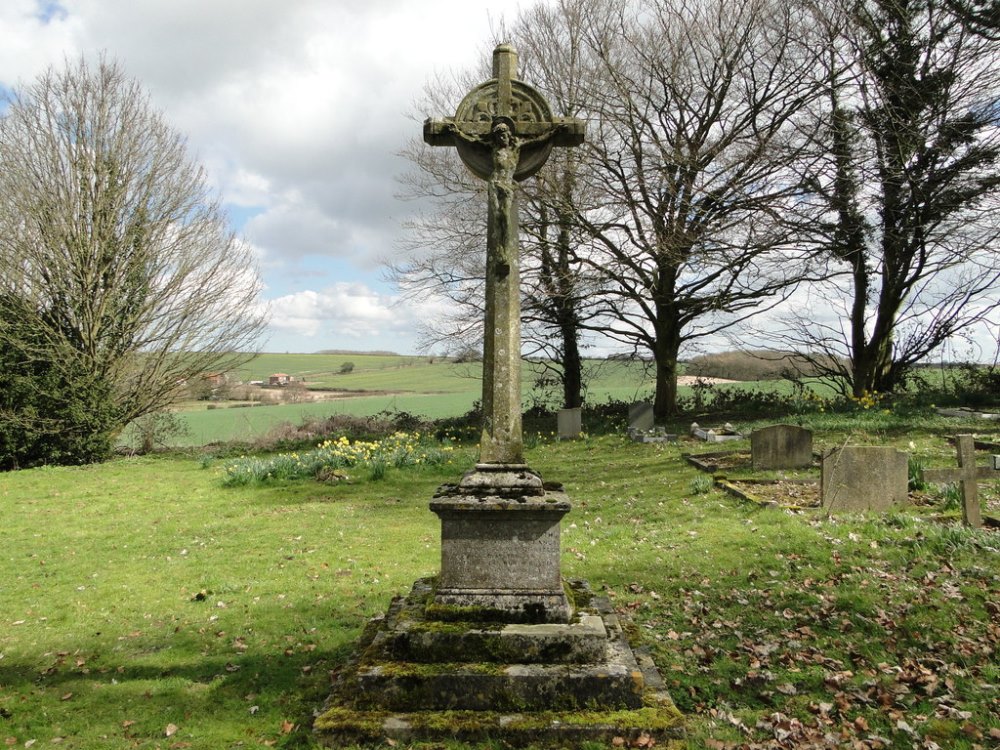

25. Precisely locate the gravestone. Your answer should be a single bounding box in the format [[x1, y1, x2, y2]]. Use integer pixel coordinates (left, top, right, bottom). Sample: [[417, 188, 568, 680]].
[[751, 424, 813, 470], [691, 422, 743, 443], [628, 401, 654, 432], [922, 434, 1000, 528], [315, 45, 680, 747], [821, 446, 908, 513], [557, 407, 582, 439]]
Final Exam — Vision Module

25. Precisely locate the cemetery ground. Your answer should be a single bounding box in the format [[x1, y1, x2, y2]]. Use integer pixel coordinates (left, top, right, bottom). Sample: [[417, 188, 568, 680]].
[[2, 409, 999, 749]]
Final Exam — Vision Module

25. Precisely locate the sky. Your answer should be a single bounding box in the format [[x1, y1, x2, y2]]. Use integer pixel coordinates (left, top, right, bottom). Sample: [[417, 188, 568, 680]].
[[2, 1, 997, 363], [0, 0, 532, 354]]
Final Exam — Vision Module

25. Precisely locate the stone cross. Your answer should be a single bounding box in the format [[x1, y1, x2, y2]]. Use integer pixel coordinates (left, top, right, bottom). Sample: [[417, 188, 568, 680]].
[[922, 434, 1000, 528], [424, 45, 584, 473]]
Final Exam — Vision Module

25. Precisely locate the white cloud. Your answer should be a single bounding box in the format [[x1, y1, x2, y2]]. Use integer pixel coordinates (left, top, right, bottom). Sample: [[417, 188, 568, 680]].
[[0, 0, 547, 352], [268, 283, 447, 345], [0, 2, 80, 85]]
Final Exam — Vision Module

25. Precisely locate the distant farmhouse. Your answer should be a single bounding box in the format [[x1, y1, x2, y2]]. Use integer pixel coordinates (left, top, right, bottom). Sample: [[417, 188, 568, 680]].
[[268, 373, 296, 386]]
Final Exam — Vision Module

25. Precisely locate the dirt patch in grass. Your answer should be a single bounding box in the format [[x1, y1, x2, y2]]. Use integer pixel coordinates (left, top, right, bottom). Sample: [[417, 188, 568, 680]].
[[724, 479, 820, 507]]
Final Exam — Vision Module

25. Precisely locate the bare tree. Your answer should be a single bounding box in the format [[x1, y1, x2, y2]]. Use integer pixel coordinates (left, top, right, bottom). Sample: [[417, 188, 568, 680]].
[[513, 0, 608, 409], [390, 8, 603, 410], [773, 0, 1000, 397], [573, 0, 822, 417], [943, 0, 1000, 39], [0, 57, 266, 465]]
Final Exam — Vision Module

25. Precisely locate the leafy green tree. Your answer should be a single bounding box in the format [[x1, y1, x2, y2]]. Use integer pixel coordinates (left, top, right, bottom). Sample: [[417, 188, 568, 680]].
[[0, 57, 266, 467]]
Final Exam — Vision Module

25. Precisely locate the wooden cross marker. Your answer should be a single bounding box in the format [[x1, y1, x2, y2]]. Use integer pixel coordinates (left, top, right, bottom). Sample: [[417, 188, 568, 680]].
[[922, 434, 1000, 528], [423, 45, 584, 474]]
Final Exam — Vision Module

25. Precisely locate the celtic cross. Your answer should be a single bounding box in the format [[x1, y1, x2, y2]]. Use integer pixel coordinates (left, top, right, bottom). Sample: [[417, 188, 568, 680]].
[[424, 44, 584, 475]]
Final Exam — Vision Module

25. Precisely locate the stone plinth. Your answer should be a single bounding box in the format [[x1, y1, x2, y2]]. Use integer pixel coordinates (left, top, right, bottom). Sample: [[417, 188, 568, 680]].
[[314, 578, 684, 747], [431, 480, 571, 624]]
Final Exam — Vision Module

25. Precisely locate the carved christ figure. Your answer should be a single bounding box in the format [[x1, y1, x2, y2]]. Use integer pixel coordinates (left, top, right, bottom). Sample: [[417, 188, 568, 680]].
[[489, 120, 518, 265], [443, 115, 556, 270]]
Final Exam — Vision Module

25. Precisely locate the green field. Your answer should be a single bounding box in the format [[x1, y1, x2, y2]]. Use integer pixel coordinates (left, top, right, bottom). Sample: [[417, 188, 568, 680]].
[[171, 353, 821, 447]]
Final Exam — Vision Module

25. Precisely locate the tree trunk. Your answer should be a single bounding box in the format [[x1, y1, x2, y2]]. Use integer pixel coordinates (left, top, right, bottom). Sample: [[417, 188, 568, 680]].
[[653, 345, 680, 421], [561, 318, 582, 409]]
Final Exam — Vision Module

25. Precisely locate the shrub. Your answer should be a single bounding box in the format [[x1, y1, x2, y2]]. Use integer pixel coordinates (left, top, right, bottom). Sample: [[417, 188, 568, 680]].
[[0, 324, 120, 469], [340, 361, 355, 374], [220, 432, 453, 487], [122, 411, 190, 454]]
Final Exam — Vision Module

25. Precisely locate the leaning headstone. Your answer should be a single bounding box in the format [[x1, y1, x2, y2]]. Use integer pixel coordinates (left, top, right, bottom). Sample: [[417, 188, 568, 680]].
[[628, 401, 654, 432], [557, 407, 582, 439], [751, 424, 813, 470], [821, 446, 908, 513]]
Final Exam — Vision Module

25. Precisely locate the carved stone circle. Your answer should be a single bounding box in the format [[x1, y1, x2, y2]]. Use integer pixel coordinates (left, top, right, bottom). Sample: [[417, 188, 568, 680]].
[[453, 79, 555, 181]]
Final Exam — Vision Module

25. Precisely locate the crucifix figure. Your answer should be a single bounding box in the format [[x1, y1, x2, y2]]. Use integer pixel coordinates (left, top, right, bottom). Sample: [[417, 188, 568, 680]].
[[425, 44, 584, 480]]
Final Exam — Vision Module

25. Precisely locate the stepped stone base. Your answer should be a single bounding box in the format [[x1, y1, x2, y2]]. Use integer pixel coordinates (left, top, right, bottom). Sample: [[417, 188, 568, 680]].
[[314, 578, 684, 747]]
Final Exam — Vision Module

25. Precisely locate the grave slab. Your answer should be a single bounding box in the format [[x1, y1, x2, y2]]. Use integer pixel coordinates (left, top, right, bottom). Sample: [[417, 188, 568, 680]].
[[821, 446, 908, 513]]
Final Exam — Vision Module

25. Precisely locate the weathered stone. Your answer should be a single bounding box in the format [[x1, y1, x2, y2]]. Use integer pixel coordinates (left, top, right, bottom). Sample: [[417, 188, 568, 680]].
[[423, 44, 583, 469], [557, 407, 582, 439], [430, 488, 572, 623], [691, 422, 743, 443], [751, 424, 813, 470], [628, 402, 654, 432], [457, 463, 546, 497], [922, 434, 1000, 528], [315, 579, 683, 745], [631, 428, 677, 444], [366, 579, 607, 664], [353, 660, 643, 712], [821, 446, 908, 512], [315, 44, 681, 748]]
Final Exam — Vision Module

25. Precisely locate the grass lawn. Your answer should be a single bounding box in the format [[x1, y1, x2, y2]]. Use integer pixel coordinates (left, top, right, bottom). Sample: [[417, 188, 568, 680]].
[[2, 412, 998, 749]]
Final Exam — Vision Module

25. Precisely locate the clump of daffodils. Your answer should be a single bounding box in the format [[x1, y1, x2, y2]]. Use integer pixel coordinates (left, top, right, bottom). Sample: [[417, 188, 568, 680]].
[[221, 432, 453, 486]]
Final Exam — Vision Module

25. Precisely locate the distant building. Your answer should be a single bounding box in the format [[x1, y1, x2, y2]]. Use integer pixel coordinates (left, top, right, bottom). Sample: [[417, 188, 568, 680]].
[[268, 373, 294, 386]]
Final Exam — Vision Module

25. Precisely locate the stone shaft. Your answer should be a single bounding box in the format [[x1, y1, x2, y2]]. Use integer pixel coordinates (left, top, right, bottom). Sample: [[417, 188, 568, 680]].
[[421, 44, 584, 469], [481, 189, 523, 464]]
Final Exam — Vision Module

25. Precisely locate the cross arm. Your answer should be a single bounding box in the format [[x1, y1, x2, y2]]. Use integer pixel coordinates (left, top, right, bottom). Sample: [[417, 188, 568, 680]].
[[424, 117, 586, 148], [923, 465, 1000, 482]]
